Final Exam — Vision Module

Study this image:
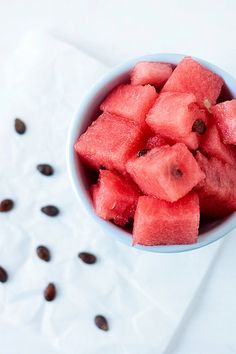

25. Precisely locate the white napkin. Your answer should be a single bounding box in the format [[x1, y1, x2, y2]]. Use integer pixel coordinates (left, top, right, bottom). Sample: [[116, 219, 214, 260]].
[[0, 31, 224, 354]]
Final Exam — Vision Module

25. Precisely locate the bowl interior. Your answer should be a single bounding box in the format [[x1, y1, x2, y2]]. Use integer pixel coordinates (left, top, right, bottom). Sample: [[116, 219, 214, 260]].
[[68, 53, 236, 253]]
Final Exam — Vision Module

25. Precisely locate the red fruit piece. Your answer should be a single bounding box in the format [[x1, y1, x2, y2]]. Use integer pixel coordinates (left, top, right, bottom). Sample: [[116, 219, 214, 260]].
[[212, 99, 236, 145], [74, 112, 143, 174], [131, 61, 173, 87], [100, 84, 157, 126], [133, 193, 200, 246], [195, 152, 236, 218], [162, 56, 224, 108], [126, 143, 205, 202], [146, 134, 172, 149], [91, 170, 141, 226]]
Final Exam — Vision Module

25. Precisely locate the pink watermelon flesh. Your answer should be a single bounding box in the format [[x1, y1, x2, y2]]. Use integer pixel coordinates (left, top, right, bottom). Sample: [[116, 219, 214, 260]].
[[131, 61, 173, 87], [100, 84, 157, 126], [200, 118, 236, 166], [195, 152, 236, 218], [162, 56, 224, 108], [212, 99, 236, 144], [126, 143, 205, 202], [74, 112, 143, 174], [91, 170, 141, 226], [133, 193, 199, 246], [146, 133, 172, 149]]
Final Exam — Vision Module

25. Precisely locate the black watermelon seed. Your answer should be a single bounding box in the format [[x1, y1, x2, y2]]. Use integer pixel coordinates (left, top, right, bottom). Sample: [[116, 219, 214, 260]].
[[137, 148, 150, 157], [44, 283, 56, 301], [78, 252, 97, 264], [36, 246, 51, 262], [0, 266, 8, 283], [0, 199, 14, 212], [94, 315, 109, 331], [192, 119, 207, 135], [37, 164, 54, 176], [15, 118, 26, 134], [41, 205, 59, 217], [171, 166, 183, 178]]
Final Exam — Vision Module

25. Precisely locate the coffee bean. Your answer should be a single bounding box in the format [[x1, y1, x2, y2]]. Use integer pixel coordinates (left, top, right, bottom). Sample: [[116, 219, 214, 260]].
[[37, 164, 54, 176], [192, 119, 207, 135], [78, 252, 97, 264], [137, 148, 150, 157], [0, 266, 8, 283], [36, 246, 51, 262], [0, 199, 14, 212], [44, 283, 56, 301], [15, 118, 26, 134], [171, 166, 183, 178], [41, 205, 59, 217], [94, 315, 109, 331]]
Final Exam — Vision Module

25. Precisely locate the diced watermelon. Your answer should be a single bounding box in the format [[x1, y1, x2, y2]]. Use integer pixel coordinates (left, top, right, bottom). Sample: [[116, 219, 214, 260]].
[[100, 84, 157, 126], [131, 61, 173, 87], [162, 57, 224, 108], [126, 143, 205, 202], [146, 92, 205, 144], [146, 133, 172, 149], [200, 119, 236, 166], [74, 112, 143, 173], [91, 170, 141, 226], [133, 193, 199, 245], [195, 152, 236, 218], [212, 99, 236, 144]]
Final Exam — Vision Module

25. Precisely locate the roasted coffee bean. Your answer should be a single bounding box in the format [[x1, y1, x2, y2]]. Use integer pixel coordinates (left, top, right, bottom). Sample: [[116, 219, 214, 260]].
[[36, 245, 51, 262], [171, 166, 183, 178], [192, 119, 207, 135], [137, 148, 150, 157], [15, 118, 26, 134], [0, 266, 8, 283], [37, 164, 54, 176], [44, 283, 56, 301], [41, 205, 59, 217], [0, 199, 14, 212], [94, 315, 109, 331], [78, 252, 97, 264]]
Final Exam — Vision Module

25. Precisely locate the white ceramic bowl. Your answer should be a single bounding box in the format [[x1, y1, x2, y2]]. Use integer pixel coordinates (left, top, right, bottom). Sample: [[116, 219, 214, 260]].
[[67, 53, 236, 253]]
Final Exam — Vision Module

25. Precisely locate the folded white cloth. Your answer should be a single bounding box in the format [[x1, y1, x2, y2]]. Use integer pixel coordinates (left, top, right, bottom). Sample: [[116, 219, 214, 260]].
[[0, 31, 224, 353]]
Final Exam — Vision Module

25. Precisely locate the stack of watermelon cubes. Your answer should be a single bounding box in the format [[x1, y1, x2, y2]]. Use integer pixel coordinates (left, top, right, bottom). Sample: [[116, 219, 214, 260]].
[[75, 56, 236, 246]]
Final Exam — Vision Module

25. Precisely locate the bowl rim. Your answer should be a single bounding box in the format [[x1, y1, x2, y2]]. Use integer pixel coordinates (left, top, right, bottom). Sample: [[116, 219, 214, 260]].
[[67, 52, 236, 253]]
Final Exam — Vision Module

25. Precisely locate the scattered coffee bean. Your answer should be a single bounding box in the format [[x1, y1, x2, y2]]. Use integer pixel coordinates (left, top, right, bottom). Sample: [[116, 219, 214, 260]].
[[41, 205, 59, 217], [78, 252, 97, 264], [0, 199, 14, 212], [37, 164, 54, 176], [44, 283, 56, 301], [171, 166, 183, 178], [0, 266, 8, 283], [36, 245, 51, 262], [192, 119, 207, 135], [137, 148, 150, 157], [15, 118, 26, 134], [94, 315, 109, 331]]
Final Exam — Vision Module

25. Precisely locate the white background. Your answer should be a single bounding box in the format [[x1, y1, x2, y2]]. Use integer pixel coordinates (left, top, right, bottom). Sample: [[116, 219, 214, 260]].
[[0, 0, 236, 353]]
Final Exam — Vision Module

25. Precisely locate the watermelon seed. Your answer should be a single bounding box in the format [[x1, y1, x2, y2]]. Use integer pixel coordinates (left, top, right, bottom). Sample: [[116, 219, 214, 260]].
[[0, 266, 8, 283], [44, 283, 56, 301], [14, 118, 26, 134], [94, 315, 109, 331], [36, 245, 51, 262], [0, 199, 14, 212], [171, 166, 183, 178], [37, 164, 54, 176], [41, 205, 59, 217], [192, 119, 207, 135], [137, 149, 150, 157], [78, 252, 97, 264]]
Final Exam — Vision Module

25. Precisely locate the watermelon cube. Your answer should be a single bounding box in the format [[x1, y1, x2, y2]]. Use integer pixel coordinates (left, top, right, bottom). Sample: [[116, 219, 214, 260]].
[[100, 84, 157, 126], [145, 133, 172, 149], [212, 99, 236, 144], [74, 112, 143, 173], [195, 152, 236, 218], [162, 57, 224, 108], [146, 92, 205, 145], [91, 170, 141, 226], [131, 61, 173, 87], [200, 119, 236, 166], [133, 193, 200, 245], [126, 143, 205, 202]]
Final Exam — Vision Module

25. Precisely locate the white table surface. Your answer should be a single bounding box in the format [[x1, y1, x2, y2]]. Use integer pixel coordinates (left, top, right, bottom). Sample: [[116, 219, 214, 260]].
[[0, 1, 236, 353]]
